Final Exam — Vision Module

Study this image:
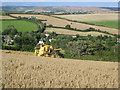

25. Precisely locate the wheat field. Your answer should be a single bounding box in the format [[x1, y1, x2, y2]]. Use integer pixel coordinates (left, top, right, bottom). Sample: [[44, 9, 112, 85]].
[[2, 50, 118, 88], [54, 13, 118, 22], [46, 28, 113, 36], [0, 16, 15, 19]]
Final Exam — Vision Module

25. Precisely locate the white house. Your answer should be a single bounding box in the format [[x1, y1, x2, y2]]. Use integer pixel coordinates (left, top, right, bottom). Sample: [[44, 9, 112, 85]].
[[117, 38, 120, 43], [45, 33, 50, 37], [28, 16, 36, 19], [49, 38, 56, 42], [72, 35, 77, 38], [38, 40, 45, 45]]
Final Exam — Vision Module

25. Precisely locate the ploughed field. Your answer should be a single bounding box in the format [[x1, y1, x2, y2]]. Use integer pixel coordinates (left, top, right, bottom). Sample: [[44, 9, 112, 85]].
[[2, 50, 118, 88], [46, 28, 112, 36], [11, 14, 118, 34]]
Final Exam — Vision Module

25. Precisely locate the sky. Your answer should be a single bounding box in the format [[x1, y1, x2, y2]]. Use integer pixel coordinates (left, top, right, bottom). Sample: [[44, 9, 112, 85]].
[[0, 0, 119, 7], [1, 0, 119, 2]]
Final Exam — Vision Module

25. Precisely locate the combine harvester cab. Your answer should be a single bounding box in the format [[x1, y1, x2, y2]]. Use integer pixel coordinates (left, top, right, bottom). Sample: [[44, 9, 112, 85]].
[[35, 44, 62, 58]]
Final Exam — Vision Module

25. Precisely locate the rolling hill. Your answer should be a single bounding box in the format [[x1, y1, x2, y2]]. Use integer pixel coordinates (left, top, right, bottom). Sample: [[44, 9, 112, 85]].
[[2, 50, 118, 88]]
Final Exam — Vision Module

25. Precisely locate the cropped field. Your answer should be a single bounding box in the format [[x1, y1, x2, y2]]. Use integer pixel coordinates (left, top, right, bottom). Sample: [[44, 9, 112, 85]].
[[0, 11, 15, 19], [46, 28, 112, 36], [1, 20, 38, 33], [54, 13, 118, 22], [0, 16, 15, 20], [11, 14, 118, 34], [2, 50, 118, 88], [54, 13, 118, 29]]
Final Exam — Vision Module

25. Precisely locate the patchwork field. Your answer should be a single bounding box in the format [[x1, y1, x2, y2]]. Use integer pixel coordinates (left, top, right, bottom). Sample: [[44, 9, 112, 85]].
[[11, 14, 118, 34], [46, 28, 112, 36], [1, 20, 38, 33], [54, 13, 118, 29], [2, 50, 118, 88]]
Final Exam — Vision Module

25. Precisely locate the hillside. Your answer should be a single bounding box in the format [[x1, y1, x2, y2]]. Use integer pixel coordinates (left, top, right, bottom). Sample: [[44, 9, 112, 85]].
[[54, 13, 118, 29], [54, 13, 118, 22], [11, 14, 118, 34], [2, 6, 112, 14], [2, 50, 118, 88]]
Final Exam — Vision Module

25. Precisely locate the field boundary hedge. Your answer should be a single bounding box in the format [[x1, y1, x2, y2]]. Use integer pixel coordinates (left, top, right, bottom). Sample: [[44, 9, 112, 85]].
[[47, 26, 115, 36]]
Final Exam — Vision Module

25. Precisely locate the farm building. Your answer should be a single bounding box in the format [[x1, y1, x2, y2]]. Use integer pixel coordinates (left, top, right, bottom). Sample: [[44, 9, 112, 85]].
[[28, 16, 36, 19], [117, 38, 120, 43], [4, 36, 14, 45]]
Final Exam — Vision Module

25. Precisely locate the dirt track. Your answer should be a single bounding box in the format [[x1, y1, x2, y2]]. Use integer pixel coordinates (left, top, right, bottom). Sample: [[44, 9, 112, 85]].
[[2, 50, 118, 88]]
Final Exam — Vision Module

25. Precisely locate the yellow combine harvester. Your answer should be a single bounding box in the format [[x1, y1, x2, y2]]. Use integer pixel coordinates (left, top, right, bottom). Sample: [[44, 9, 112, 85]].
[[35, 44, 62, 58]]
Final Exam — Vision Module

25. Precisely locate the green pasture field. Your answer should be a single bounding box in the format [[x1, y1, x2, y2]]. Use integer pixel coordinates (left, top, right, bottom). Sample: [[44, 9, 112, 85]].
[[1, 20, 38, 33], [88, 20, 118, 29], [0, 13, 6, 16]]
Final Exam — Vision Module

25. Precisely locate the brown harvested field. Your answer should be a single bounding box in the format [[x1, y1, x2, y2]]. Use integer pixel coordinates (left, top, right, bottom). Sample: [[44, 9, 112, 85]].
[[0, 16, 15, 19], [54, 13, 118, 22], [46, 28, 112, 36], [2, 50, 118, 88], [11, 14, 118, 34]]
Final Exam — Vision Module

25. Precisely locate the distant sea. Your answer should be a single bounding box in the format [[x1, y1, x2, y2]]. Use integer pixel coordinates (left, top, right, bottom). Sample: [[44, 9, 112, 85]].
[[1, 2, 118, 7]]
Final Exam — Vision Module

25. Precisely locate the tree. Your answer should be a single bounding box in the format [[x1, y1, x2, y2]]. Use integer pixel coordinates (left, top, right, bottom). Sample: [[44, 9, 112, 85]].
[[48, 24, 53, 27], [14, 35, 37, 51], [65, 25, 71, 29], [2, 25, 18, 35], [66, 40, 95, 57], [14, 37, 23, 45]]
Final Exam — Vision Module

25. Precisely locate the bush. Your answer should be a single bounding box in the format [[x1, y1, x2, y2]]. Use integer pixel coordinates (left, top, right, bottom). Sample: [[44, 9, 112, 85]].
[[66, 40, 95, 57], [21, 45, 34, 51], [14, 35, 37, 51], [48, 24, 53, 27], [65, 25, 71, 29]]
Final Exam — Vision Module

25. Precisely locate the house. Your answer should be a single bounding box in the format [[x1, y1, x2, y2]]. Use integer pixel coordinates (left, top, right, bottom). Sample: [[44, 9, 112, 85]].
[[49, 38, 56, 42], [66, 35, 77, 38], [9, 40, 14, 45], [117, 38, 120, 43], [72, 35, 77, 38], [38, 40, 45, 45], [45, 33, 50, 37], [4, 37, 14, 45], [28, 16, 36, 19]]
